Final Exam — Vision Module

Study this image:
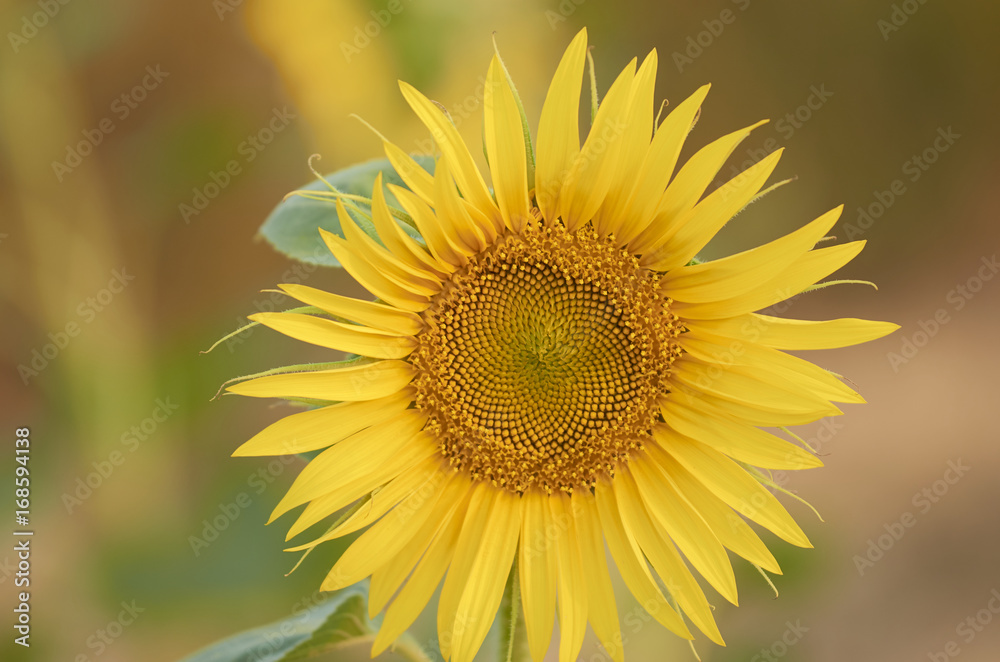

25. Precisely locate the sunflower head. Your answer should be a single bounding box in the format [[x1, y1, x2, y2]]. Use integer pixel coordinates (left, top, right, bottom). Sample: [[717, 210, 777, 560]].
[[229, 27, 897, 662], [411, 221, 684, 495]]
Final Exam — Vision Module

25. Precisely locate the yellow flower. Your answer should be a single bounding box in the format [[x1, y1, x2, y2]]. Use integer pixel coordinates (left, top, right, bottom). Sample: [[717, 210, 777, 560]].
[[230, 28, 896, 662]]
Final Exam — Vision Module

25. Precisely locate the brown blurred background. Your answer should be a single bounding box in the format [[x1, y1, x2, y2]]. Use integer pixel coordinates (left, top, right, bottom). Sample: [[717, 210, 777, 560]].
[[1, 0, 999, 660]]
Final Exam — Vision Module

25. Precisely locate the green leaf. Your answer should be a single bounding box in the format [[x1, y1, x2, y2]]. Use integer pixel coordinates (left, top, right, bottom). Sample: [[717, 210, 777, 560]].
[[179, 589, 374, 662], [259, 156, 434, 267], [281, 594, 372, 661]]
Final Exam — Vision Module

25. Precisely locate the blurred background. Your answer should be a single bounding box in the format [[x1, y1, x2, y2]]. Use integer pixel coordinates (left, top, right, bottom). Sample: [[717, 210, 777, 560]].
[[1, 0, 999, 660]]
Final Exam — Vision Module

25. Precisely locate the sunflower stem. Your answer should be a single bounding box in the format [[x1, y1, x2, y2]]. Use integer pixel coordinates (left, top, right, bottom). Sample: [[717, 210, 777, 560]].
[[500, 559, 529, 662]]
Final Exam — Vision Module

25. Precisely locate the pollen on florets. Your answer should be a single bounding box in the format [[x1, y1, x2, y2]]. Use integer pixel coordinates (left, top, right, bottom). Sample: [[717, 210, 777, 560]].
[[410, 220, 682, 494]]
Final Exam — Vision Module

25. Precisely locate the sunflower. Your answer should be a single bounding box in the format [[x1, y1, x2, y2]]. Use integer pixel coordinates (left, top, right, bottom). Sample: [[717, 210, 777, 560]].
[[229, 28, 896, 662]]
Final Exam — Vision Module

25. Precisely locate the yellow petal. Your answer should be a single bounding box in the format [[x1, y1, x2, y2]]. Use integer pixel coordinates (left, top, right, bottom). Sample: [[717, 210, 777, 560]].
[[249, 312, 415, 359], [369, 172, 449, 277], [227, 359, 414, 402], [660, 384, 838, 427], [369, 475, 468, 614], [647, 444, 781, 573], [433, 157, 490, 253], [322, 471, 462, 591], [661, 398, 822, 471], [484, 55, 531, 232], [519, 490, 557, 662], [399, 80, 499, 220], [286, 454, 447, 542], [668, 386, 836, 427], [617, 84, 711, 246], [630, 119, 768, 256], [558, 58, 637, 231], [371, 490, 469, 657], [390, 184, 467, 267], [679, 326, 864, 404], [270, 411, 430, 522], [671, 357, 840, 418], [451, 490, 520, 662], [613, 470, 725, 645], [629, 458, 738, 605], [657, 429, 811, 548], [661, 206, 843, 302], [369, 511, 441, 617], [320, 228, 430, 313], [462, 196, 503, 243], [643, 148, 783, 271], [592, 49, 657, 238], [551, 492, 588, 662], [593, 481, 693, 640], [672, 240, 866, 319], [438, 481, 496, 661], [232, 388, 413, 457], [572, 490, 624, 662], [688, 314, 900, 350], [336, 199, 442, 293], [278, 282, 423, 335], [383, 140, 436, 204], [535, 28, 587, 223], [278, 433, 436, 539]]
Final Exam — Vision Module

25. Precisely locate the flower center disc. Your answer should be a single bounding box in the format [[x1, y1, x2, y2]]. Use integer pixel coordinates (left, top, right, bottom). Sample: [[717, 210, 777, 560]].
[[412, 224, 681, 493]]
